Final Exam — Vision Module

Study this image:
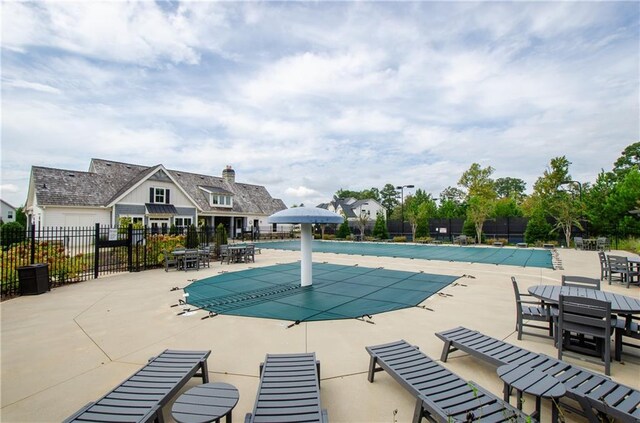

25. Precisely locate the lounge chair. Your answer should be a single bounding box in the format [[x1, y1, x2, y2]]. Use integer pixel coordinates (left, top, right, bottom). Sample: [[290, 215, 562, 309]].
[[366, 340, 533, 423], [64, 349, 210, 423], [436, 326, 640, 422], [453, 235, 467, 245], [245, 353, 327, 423]]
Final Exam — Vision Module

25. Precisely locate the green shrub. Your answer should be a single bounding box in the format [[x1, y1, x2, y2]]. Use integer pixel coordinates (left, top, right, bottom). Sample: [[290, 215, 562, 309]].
[[617, 237, 640, 254], [393, 236, 407, 242], [372, 213, 389, 240], [322, 234, 335, 240], [525, 214, 553, 244], [415, 236, 433, 243], [1, 221, 25, 247], [336, 219, 351, 239], [185, 224, 199, 248]]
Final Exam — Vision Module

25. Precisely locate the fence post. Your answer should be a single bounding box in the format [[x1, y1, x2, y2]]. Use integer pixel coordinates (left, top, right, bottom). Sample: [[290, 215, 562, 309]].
[[30, 225, 36, 264], [94, 223, 100, 279], [128, 224, 133, 272]]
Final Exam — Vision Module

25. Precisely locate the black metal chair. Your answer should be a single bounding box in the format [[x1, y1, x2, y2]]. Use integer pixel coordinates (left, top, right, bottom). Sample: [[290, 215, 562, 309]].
[[511, 277, 555, 340], [557, 294, 613, 376], [561, 275, 600, 290]]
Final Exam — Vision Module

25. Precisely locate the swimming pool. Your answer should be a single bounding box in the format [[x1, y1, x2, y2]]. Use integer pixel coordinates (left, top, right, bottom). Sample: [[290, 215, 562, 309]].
[[255, 240, 553, 269]]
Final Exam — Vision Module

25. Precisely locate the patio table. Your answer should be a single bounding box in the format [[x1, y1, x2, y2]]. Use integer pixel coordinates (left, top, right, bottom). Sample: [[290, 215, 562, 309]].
[[228, 245, 247, 263], [172, 249, 208, 270], [171, 382, 239, 423]]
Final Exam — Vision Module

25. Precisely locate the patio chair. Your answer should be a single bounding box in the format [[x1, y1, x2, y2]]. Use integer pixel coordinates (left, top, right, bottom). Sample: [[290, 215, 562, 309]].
[[608, 255, 640, 288], [64, 349, 210, 423], [244, 244, 255, 263], [182, 249, 200, 271], [453, 234, 467, 245], [199, 246, 211, 268], [366, 340, 533, 423], [511, 277, 555, 339], [598, 251, 609, 281], [219, 244, 230, 264], [561, 275, 600, 290], [558, 294, 613, 375], [162, 249, 178, 272], [574, 237, 584, 250], [596, 237, 610, 252], [437, 326, 640, 423], [245, 353, 327, 423], [614, 314, 640, 361]]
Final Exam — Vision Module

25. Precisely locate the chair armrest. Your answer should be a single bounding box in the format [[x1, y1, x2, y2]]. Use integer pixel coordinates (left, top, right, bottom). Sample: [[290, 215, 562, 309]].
[[245, 413, 253, 423]]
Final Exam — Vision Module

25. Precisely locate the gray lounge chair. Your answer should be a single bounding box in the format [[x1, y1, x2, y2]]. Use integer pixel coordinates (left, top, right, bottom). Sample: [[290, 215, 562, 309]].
[[245, 353, 327, 423], [366, 340, 534, 423], [64, 349, 210, 423], [436, 326, 640, 422]]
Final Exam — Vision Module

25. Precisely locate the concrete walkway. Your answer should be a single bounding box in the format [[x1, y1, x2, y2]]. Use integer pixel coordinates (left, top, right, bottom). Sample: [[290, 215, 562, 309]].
[[1, 246, 638, 422]]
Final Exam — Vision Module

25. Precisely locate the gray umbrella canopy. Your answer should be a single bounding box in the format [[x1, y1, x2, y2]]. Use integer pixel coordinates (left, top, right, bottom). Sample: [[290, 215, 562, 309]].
[[268, 207, 343, 287], [268, 207, 344, 224]]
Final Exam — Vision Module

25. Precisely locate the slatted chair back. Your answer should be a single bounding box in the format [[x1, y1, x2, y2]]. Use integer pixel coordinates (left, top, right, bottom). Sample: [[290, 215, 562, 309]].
[[219, 244, 230, 264], [162, 249, 178, 272], [558, 294, 612, 375], [596, 237, 610, 252], [182, 249, 200, 271], [607, 255, 637, 287], [511, 277, 553, 339], [436, 326, 640, 422], [244, 244, 255, 263], [561, 275, 600, 290], [574, 237, 584, 250], [598, 251, 609, 281]]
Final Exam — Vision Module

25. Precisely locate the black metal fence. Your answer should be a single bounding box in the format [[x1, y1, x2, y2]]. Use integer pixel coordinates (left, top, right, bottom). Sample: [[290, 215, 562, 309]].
[[0, 224, 297, 298]]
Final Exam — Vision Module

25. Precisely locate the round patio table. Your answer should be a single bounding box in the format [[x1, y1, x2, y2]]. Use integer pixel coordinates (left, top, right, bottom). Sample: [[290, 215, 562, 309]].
[[171, 382, 239, 423], [527, 285, 640, 314], [498, 363, 565, 423]]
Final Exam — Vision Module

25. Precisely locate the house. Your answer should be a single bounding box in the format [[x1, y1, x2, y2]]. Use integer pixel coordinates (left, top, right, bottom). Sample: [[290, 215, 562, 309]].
[[25, 159, 288, 237], [317, 196, 385, 227], [0, 199, 17, 224]]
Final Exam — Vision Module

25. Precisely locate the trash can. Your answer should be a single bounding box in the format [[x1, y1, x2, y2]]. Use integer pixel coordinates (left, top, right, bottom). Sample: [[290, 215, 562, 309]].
[[18, 263, 50, 295]]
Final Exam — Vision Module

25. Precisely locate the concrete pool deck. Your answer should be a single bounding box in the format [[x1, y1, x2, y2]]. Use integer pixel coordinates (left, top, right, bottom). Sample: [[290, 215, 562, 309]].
[[1, 246, 639, 422]]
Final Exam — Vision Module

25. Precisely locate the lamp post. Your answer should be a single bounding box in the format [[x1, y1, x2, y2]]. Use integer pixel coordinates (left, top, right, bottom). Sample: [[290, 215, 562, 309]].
[[561, 179, 586, 238], [396, 184, 414, 237]]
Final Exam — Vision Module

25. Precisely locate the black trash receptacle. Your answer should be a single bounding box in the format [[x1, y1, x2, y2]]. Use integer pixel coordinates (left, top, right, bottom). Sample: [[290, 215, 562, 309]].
[[18, 263, 50, 295]]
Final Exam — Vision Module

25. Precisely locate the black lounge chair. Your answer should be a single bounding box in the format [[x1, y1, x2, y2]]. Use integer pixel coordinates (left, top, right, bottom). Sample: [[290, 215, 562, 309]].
[[64, 349, 210, 423], [245, 352, 328, 423], [436, 326, 640, 423], [366, 340, 534, 423]]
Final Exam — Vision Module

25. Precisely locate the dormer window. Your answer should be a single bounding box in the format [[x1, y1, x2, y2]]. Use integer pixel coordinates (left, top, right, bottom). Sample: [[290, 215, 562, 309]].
[[211, 193, 232, 208], [149, 187, 170, 204]]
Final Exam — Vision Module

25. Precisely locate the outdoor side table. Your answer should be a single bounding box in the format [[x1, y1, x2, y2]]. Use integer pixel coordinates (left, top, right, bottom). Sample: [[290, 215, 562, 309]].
[[498, 364, 565, 423], [171, 382, 239, 423]]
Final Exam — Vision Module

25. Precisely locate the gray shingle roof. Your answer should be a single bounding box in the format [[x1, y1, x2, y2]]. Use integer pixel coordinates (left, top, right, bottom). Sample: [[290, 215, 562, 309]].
[[32, 159, 287, 216]]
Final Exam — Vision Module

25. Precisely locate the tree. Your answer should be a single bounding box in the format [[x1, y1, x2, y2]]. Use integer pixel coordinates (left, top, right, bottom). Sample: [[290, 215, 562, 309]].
[[493, 198, 523, 218], [0, 221, 25, 247], [405, 192, 436, 241], [612, 141, 640, 178], [356, 206, 371, 240], [335, 218, 351, 239], [531, 156, 583, 247], [416, 198, 437, 238], [439, 186, 466, 204], [458, 163, 496, 243], [524, 210, 553, 244], [495, 177, 526, 202], [15, 206, 27, 227], [372, 212, 389, 239], [380, 183, 399, 218], [186, 224, 199, 248]]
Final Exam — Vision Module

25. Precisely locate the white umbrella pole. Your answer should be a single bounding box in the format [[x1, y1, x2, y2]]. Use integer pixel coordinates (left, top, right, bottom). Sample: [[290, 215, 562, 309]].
[[300, 223, 312, 287]]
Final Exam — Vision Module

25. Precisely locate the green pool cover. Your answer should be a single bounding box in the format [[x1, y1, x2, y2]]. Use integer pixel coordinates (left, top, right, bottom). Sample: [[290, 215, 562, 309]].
[[184, 262, 458, 322], [255, 240, 553, 269]]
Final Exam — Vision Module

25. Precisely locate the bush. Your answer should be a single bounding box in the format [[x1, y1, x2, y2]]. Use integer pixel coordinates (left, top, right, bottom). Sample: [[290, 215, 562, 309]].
[[525, 214, 553, 244], [336, 219, 351, 239], [415, 236, 433, 243], [617, 237, 640, 254], [322, 234, 335, 240], [185, 224, 199, 248], [1, 221, 25, 247], [372, 213, 389, 240], [393, 236, 407, 242]]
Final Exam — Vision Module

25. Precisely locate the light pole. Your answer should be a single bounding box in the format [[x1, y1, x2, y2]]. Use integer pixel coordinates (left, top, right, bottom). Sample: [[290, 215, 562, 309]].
[[396, 184, 414, 237], [561, 179, 586, 238]]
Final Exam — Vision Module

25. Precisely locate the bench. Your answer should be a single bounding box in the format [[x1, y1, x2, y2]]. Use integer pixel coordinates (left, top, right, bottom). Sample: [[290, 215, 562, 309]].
[[436, 326, 640, 423], [516, 243, 528, 248], [366, 339, 534, 423], [245, 353, 327, 423], [64, 349, 210, 423]]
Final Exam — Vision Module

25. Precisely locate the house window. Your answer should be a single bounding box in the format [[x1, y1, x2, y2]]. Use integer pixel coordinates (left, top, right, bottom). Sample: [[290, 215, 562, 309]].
[[7, 211, 13, 219], [210, 194, 233, 208], [174, 217, 192, 227], [132, 217, 144, 225], [155, 188, 166, 203]]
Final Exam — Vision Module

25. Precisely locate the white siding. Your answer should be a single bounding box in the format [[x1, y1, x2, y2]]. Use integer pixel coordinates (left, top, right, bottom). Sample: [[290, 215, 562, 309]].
[[44, 207, 111, 227], [120, 181, 193, 206]]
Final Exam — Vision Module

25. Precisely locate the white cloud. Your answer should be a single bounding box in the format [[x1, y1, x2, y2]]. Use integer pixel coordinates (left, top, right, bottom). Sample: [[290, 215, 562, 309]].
[[3, 79, 62, 94]]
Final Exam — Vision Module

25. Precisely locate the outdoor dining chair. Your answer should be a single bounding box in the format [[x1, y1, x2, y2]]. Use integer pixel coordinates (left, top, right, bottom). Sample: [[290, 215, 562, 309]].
[[574, 237, 584, 250], [614, 314, 640, 361], [182, 249, 200, 271], [244, 244, 255, 263], [511, 277, 555, 339], [608, 255, 640, 288], [557, 294, 613, 375], [561, 275, 600, 290], [162, 249, 178, 272], [596, 237, 610, 252], [219, 244, 230, 264], [598, 251, 609, 281]]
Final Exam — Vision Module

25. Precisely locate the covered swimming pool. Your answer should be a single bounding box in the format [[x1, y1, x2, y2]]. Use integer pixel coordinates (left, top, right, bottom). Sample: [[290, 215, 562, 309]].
[[184, 262, 459, 322], [255, 240, 553, 269]]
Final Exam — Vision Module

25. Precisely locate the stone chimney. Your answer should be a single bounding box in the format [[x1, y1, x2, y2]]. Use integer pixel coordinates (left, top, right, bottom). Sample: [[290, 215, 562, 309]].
[[222, 165, 235, 183]]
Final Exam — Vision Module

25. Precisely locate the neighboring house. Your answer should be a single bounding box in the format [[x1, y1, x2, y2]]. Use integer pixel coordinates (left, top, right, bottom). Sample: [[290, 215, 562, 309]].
[[25, 159, 288, 237], [317, 196, 385, 226], [0, 199, 17, 224]]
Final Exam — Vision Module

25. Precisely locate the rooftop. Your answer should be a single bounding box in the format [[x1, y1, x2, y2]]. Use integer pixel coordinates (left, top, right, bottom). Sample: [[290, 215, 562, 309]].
[[1, 247, 638, 422]]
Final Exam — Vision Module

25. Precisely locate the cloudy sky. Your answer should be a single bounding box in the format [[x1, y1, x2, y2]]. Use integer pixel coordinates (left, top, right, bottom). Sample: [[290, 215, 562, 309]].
[[1, 1, 638, 209]]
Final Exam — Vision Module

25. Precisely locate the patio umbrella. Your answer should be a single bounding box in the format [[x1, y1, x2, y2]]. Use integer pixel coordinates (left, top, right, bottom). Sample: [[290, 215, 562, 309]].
[[268, 207, 343, 287]]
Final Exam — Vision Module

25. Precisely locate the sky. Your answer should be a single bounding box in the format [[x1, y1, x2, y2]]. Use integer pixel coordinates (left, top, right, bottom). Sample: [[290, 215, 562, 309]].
[[1, 1, 639, 209]]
